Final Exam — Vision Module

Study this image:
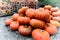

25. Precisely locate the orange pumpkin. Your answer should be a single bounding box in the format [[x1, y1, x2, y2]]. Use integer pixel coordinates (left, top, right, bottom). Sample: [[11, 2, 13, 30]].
[[18, 25, 32, 36], [12, 13, 20, 21], [50, 7, 59, 12], [44, 24, 57, 35], [52, 12, 60, 16], [34, 9, 50, 22], [44, 9, 52, 14], [53, 17, 60, 22], [5, 19, 13, 26], [44, 5, 52, 10], [38, 8, 44, 11], [10, 21, 19, 30], [32, 29, 50, 40], [17, 17, 30, 24], [25, 8, 35, 18], [18, 7, 29, 15], [30, 19, 45, 28]]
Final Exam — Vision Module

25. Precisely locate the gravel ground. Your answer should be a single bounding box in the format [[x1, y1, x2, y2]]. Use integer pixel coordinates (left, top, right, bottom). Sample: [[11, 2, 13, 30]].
[[0, 16, 60, 40]]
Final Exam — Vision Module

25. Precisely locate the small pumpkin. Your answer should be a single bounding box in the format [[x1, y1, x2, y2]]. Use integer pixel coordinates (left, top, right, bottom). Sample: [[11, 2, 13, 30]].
[[53, 17, 60, 22], [18, 7, 29, 15], [44, 23, 57, 35], [10, 21, 19, 30], [18, 25, 32, 36], [32, 29, 50, 40], [38, 8, 44, 11], [50, 7, 59, 12], [25, 8, 35, 18], [5, 19, 13, 26], [17, 17, 30, 24], [12, 13, 20, 21], [44, 5, 52, 10], [44, 9, 52, 15], [30, 19, 45, 28], [52, 12, 60, 16], [50, 20, 60, 27]]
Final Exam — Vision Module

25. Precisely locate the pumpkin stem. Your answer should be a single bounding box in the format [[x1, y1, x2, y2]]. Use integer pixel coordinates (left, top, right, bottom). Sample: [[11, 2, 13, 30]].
[[41, 30, 44, 32], [24, 25, 28, 28]]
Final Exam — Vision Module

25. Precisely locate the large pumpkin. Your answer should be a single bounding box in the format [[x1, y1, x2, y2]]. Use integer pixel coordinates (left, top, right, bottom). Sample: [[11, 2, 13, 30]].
[[32, 29, 50, 40]]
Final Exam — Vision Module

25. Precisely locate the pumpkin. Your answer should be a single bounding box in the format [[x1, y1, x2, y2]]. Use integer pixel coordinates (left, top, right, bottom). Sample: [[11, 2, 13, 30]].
[[32, 29, 50, 40], [38, 8, 44, 11], [50, 20, 60, 27], [10, 21, 19, 30], [44, 9, 52, 14], [50, 7, 59, 12], [44, 5, 52, 10], [44, 23, 57, 35], [18, 7, 29, 15], [52, 11, 60, 16], [30, 19, 45, 28], [17, 17, 30, 24], [53, 17, 60, 22], [34, 9, 50, 22], [5, 19, 13, 26], [12, 13, 20, 21], [25, 8, 35, 18], [18, 25, 32, 36]]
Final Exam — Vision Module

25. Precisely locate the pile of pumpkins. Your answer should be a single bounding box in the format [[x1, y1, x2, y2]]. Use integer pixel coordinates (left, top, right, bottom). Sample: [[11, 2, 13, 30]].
[[5, 5, 60, 40]]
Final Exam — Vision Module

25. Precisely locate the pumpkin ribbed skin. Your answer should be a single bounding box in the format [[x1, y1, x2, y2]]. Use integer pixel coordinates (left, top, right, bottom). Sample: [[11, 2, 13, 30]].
[[34, 9, 50, 22], [30, 19, 45, 28]]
